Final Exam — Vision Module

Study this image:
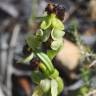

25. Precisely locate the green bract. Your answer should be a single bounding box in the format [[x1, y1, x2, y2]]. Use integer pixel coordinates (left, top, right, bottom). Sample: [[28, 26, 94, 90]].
[[36, 52, 54, 73], [32, 86, 43, 96], [36, 29, 43, 37], [47, 50, 58, 60], [26, 35, 41, 51], [39, 63, 50, 76], [51, 29, 65, 40], [50, 69, 59, 79], [21, 52, 34, 63], [31, 71, 45, 84]]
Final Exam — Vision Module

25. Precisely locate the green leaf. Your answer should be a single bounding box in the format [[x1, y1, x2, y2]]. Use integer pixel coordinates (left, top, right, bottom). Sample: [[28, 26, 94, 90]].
[[51, 39, 63, 50], [51, 29, 65, 40], [51, 16, 64, 30], [36, 52, 54, 73], [51, 79, 58, 96], [31, 71, 45, 84], [56, 77, 64, 95], [47, 50, 58, 60], [40, 16, 51, 30], [40, 79, 51, 93], [32, 86, 43, 96]]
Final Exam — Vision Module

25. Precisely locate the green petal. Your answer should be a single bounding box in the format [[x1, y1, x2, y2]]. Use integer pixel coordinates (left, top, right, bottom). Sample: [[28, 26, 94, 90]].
[[51, 29, 65, 40]]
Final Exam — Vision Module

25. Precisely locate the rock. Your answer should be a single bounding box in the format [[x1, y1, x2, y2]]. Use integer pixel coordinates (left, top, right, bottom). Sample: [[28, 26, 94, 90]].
[[56, 39, 80, 70]]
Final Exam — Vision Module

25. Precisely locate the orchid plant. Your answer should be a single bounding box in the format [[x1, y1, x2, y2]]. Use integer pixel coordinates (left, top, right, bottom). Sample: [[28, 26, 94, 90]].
[[19, 3, 65, 96]]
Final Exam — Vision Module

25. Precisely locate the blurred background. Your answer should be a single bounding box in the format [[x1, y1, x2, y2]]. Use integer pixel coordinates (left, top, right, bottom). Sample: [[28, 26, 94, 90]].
[[0, 0, 96, 96]]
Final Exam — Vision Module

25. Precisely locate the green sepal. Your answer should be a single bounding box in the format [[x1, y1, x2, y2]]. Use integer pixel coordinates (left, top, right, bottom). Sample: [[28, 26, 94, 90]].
[[40, 79, 51, 93], [51, 29, 65, 40], [40, 16, 51, 30], [51, 14, 64, 30], [56, 77, 64, 95], [42, 29, 51, 42], [51, 39, 63, 50], [51, 79, 58, 96]]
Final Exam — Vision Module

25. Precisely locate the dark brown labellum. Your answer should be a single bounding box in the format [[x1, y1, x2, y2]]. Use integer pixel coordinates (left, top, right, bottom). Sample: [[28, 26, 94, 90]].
[[45, 3, 65, 21], [23, 44, 32, 56], [30, 58, 40, 70]]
